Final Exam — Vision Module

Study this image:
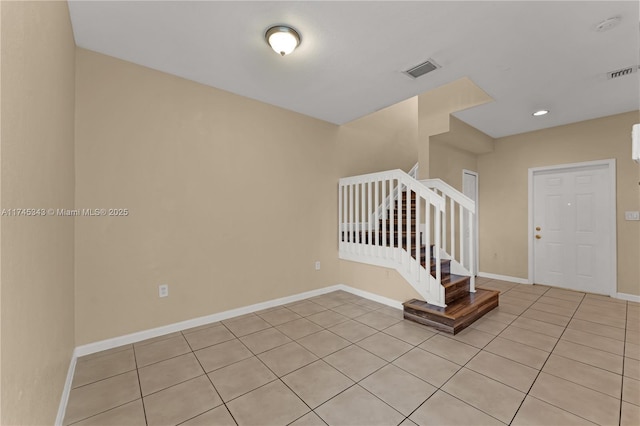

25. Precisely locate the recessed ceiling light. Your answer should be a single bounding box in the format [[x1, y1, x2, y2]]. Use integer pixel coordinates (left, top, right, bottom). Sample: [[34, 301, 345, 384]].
[[265, 25, 301, 56], [532, 110, 549, 117]]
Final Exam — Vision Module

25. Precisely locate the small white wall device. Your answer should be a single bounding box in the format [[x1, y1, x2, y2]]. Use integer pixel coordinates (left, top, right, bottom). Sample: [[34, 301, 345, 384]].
[[633, 124, 640, 164]]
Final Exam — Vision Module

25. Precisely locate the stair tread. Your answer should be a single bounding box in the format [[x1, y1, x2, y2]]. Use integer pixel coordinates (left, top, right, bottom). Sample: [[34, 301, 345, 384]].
[[403, 288, 499, 320], [442, 274, 470, 288], [403, 289, 499, 334]]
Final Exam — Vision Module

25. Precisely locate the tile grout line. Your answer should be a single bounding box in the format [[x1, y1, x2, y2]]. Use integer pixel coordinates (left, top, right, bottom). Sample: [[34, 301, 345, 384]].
[[220, 316, 331, 416], [430, 285, 549, 425], [131, 345, 149, 426], [282, 298, 419, 425], [379, 286, 531, 425], [181, 323, 239, 426], [182, 301, 368, 404], [506, 286, 578, 423], [542, 351, 625, 385], [66, 398, 143, 426], [263, 296, 383, 425], [569, 312, 629, 329], [332, 322, 434, 423], [619, 302, 628, 426], [66, 354, 145, 425], [402, 337, 504, 424], [67, 287, 635, 426], [492, 326, 561, 353], [507, 289, 619, 425], [436, 284, 608, 424], [279, 295, 368, 425], [67, 366, 137, 392]]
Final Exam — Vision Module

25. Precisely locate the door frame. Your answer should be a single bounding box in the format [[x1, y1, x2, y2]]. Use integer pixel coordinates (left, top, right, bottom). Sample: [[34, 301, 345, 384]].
[[527, 159, 617, 296], [462, 169, 479, 275]]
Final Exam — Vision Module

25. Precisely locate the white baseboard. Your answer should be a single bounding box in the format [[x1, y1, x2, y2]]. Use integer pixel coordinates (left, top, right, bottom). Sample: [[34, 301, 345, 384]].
[[75, 285, 344, 357], [55, 350, 77, 426], [617, 292, 640, 303], [336, 284, 403, 309], [57, 278, 639, 423], [478, 272, 530, 285], [59, 282, 404, 423], [478, 273, 639, 302]]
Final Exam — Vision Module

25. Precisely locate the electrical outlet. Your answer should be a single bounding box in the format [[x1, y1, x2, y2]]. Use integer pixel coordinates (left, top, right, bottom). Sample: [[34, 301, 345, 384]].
[[624, 211, 640, 221], [315, 261, 321, 270], [158, 284, 169, 298]]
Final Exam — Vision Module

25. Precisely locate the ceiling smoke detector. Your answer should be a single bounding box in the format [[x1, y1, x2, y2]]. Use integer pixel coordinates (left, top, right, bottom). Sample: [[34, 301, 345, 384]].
[[404, 59, 441, 79], [595, 16, 622, 32]]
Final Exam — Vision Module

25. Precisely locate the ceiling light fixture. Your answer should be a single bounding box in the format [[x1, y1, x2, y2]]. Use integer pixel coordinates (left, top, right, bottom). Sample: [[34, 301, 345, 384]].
[[265, 25, 301, 56], [532, 110, 549, 117]]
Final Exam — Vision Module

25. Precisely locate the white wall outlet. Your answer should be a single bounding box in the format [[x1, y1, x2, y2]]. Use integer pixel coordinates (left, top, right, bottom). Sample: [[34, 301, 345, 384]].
[[624, 211, 640, 221], [158, 284, 169, 298], [315, 261, 321, 271]]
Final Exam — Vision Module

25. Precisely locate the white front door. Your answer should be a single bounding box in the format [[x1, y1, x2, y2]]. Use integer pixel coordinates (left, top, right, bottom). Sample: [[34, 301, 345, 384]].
[[462, 170, 478, 274], [532, 162, 613, 294]]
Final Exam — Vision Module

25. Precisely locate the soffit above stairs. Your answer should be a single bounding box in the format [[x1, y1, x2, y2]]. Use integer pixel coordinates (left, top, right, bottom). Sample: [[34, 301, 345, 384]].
[[430, 116, 495, 155], [68, 1, 639, 138]]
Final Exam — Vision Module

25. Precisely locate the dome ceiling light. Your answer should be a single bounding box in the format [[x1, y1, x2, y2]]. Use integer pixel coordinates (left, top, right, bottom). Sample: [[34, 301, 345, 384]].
[[265, 25, 301, 56]]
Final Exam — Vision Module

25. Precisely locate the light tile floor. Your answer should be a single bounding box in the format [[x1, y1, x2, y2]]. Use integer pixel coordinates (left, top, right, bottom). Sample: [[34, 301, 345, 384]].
[[65, 278, 640, 426]]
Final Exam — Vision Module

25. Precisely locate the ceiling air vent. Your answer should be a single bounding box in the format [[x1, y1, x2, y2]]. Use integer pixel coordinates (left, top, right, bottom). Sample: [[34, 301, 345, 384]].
[[607, 65, 638, 80], [404, 59, 441, 79]]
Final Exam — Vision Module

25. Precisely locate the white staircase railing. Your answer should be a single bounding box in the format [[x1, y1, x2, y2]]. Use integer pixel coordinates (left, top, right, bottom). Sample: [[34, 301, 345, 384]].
[[372, 163, 419, 224], [421, 179, 476, 292], [339, 169, 447, 306]]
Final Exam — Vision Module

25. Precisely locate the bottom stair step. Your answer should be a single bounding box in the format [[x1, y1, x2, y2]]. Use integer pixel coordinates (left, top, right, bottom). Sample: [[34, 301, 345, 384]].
[[403, 288, 499, 335], [443, 274, 470, 304]]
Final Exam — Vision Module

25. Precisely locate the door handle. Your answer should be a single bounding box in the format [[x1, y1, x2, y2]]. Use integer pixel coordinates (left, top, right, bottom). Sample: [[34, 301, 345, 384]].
[[535, 227, 541, 231], [535, 235, 542, 239]]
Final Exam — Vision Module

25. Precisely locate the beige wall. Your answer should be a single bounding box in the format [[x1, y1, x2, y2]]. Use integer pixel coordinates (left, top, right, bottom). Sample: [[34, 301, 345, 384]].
[[1, 2, 4, 420], [336, 97, 422, 300], [73, 50, 423, 344], [429, 142, 478, 192], [1, 1, 76, 424], [1, 1, 4, 419], [428, 118, 485, 264], [431, 116, 494, 156], [429, 115, 496, 190], [417, 78, 493, 180], [478, 111, 640, 295], [338, 262, 422, 302], [337, 96, 418, 177], [74, 49, 342, 344]]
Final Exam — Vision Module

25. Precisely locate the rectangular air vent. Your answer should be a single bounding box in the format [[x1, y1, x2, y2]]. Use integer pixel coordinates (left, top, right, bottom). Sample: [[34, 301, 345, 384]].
[[607, 65, 638, 80], [404, 59, 441, 79]]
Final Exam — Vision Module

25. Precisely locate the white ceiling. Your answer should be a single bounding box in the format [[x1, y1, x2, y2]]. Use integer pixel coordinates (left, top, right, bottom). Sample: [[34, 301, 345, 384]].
[[68, 0, 640, 138]]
